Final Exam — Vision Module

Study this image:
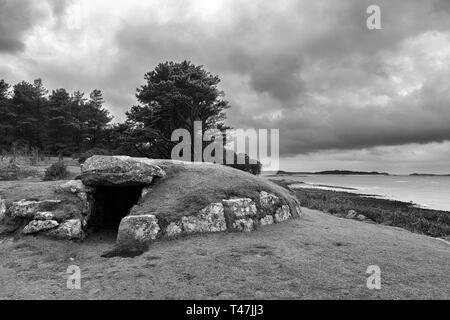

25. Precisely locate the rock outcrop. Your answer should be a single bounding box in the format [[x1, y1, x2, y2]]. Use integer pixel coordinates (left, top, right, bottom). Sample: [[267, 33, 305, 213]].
[[81, 155, 166, 186]]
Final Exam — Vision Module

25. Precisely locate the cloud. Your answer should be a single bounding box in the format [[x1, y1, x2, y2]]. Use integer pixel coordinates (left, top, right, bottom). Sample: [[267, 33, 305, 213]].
[[1, 0, 450, 166], [0, 0, 71, 53], [0, 0, 42, 52]]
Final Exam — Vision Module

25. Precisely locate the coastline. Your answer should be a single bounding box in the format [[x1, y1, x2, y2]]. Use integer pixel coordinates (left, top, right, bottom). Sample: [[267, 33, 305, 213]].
[[287, 181, 431, 209], [270, 179, 450, 241]]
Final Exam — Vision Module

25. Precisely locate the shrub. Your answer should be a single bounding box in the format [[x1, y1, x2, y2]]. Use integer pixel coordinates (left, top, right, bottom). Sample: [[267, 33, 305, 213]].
[[225, 152, 262, 175], [78, 148, 111, 164], [43, 161, 69, 181]]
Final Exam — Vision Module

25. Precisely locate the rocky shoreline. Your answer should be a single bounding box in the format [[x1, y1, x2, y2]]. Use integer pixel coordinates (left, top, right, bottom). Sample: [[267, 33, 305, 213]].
[[271, 179, 450, 241]]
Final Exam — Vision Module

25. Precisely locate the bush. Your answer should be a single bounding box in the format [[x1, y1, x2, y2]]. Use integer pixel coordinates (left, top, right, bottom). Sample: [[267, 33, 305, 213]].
[[78, 148, 111, 164], [43, 161, 69, 181], [225, 152, 262, 175]]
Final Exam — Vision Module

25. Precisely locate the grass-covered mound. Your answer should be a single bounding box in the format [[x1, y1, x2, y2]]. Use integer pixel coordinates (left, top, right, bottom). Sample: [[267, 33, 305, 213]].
[[130, 161, 300, 224]]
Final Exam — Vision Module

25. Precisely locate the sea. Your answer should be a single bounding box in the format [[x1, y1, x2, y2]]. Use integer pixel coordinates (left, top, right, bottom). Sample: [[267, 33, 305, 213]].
[[267, 174, 450, 212]]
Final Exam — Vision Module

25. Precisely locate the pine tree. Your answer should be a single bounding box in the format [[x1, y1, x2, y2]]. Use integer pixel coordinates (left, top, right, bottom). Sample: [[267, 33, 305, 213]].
[[0, 80, 15, 148], [45, 88, 73, 154], [126, 61, 230, 158]]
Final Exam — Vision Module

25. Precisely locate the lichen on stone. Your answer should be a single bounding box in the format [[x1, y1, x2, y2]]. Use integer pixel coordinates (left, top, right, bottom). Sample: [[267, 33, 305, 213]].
[[10, 199, 62, 219], [259, 191, 281, 212], [232, 218, 254, 232], [260, 215, 274, 226], [81, 155, 166, 187], [23, 220, 59, 235], [34, 211, 55, 221], [166, 222, 183, 237], [223, 198, 257, 219], [181, 203, 227, 234], [0, 198, 6, 222], [275, 205, 292, 223], [117, 215, 161, 246], [46, 219, 84, 240]]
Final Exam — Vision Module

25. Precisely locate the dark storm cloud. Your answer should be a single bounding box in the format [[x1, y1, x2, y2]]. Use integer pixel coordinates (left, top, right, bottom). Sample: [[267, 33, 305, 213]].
[[2, 0, 450, 158], [0, 0, 42, 52], [248, 55, 305, 104], [108, 0, 450, 155], [50, 0, 70, 16], [0, 0, 69, 53]]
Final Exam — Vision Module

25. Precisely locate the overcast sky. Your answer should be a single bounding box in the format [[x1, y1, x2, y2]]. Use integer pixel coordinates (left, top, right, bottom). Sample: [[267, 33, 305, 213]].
[[1, 0, 450, 173]]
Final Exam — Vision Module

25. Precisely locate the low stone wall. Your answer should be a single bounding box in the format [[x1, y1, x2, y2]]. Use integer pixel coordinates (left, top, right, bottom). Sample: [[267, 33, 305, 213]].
[[116, 191, 302, 248], [0, 180, 92, 240]]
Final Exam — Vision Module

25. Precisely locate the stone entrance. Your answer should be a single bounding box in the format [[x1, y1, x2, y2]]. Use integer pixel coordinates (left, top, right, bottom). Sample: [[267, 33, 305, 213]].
[[79, 155, 166, 235], [91, 186, 144, 232]]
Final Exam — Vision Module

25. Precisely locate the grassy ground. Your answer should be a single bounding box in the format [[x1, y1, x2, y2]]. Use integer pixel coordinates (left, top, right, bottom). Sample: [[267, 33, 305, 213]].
[[0, 208, 448, 299], [0, 180, 66, 201], [271, 179, 450, 239]]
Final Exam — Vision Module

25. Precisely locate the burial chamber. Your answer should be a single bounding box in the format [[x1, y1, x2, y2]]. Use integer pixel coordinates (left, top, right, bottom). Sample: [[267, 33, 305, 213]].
[[80, 156, 302, 251], [91, 186, 144, 231], [2, 156, 302, 251]]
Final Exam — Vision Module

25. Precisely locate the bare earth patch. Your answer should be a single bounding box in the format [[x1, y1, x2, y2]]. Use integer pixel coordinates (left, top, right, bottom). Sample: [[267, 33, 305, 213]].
[[0, 208, 448, 300]]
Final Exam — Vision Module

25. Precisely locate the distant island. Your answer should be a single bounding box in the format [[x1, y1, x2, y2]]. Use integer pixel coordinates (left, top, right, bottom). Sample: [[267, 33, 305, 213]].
[[314, 170, 390, 175], [410, 173, 450, 176], [273, 170, 390, 176], [267, 170, 450, 176]]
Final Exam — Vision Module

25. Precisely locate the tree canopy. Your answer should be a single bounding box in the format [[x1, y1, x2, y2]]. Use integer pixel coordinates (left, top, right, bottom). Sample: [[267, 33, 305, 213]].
[[124, 61, 230, 159], [0, 61, 262, 175], [0, 79, 112, 155]]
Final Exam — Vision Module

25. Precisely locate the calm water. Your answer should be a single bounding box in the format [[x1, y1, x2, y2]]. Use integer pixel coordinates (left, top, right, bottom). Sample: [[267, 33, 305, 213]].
[[269, 175, 450, 212]]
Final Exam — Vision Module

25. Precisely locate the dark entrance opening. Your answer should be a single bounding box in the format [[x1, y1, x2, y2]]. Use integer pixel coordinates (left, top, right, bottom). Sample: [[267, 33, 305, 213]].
[[92, 186, 144, 233]]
